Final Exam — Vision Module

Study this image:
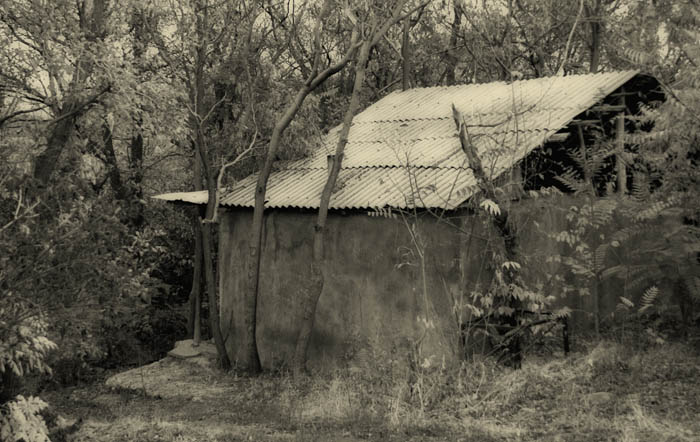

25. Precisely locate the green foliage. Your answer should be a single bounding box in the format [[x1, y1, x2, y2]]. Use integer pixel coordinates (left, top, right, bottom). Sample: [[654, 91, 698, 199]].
[[0, 299, 56, 380], [0, 395, 50, 442]]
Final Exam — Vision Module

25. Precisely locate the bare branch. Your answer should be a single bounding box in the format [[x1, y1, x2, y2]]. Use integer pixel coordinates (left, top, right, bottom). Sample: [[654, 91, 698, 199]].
[[0, 106, 48, 129], [1, 189, 40, 234], [306, 0, 333, 85], [202, 130, 258, 225], [47, 84, 111, 127]]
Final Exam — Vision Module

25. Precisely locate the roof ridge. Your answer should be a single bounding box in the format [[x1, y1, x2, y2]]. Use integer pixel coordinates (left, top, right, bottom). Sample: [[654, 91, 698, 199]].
[[384, 69, 640, 94]]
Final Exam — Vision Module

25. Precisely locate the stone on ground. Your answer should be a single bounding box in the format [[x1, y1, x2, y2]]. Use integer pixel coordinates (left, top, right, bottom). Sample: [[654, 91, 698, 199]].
[[167, 339, 217, 359], [106, 340, 223, 399]]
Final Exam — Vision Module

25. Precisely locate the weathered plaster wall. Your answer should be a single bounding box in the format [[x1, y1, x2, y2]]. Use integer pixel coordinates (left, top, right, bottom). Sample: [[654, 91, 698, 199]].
[[219, 208, 496, 369], [218, 197, 633, 369]]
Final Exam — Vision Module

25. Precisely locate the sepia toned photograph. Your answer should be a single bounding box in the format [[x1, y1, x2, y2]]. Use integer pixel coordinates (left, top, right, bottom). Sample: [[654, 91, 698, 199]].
[[1, 0, 699, 440]]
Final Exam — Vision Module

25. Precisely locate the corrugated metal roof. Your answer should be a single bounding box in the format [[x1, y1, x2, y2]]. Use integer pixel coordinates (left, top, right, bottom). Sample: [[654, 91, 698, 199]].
[[155, 71, 639, 210]]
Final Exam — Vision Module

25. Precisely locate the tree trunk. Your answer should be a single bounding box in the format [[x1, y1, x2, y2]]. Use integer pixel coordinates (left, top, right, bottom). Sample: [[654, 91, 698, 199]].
[[128, 126, 144, 226], [188, 206, 203, 344], [616, 93, 626, 194], [244, 89, 311, 373], [243, 1, 359, 373], [402, 18, 411, 90], [192, 68, 228, 367], [101, 122, 126, 200], [201, 209, 231, 369], [445, 0, 463, 86], [33, 0, 109, 187], [188, 0, 230, 368], [293, 40, 372, 375], [33, 108, 78, 186], [587, 0, 602, 74], [452, 105, 522, 368]]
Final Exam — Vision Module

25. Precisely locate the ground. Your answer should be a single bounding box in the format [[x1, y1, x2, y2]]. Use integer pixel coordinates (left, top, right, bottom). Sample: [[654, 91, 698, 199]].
[[43, 338, 700, 442]]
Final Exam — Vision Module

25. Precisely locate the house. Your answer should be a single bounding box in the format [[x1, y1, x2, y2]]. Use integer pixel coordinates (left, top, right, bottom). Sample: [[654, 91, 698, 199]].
[[156, 71, 662, 369]]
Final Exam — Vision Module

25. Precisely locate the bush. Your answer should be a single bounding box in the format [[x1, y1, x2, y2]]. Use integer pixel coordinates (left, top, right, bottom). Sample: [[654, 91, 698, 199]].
[[0, 395, 50, 442], [0, 297, 56, 403]]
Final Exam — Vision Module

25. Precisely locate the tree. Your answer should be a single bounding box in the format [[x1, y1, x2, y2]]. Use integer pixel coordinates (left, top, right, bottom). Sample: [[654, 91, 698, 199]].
[[241, 0, 364, 373], [292, 0, 430, 375], [0, 0, 113, 187], [149, 0, 267, 369]]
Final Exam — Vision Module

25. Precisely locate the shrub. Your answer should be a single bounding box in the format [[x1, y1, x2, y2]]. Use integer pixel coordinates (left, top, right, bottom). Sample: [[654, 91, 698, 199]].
[[0, 395, 50, 442], [0, 297, 56, 402]]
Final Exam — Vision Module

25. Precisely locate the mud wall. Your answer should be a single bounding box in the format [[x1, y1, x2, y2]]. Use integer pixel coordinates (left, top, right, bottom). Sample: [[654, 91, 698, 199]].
[[218, 196, 630, 369]]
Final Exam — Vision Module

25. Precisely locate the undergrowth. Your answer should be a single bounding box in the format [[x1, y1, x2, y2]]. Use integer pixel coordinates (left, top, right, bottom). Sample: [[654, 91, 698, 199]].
[[279, 337, 700, 441], [45, 336, 700, 442]]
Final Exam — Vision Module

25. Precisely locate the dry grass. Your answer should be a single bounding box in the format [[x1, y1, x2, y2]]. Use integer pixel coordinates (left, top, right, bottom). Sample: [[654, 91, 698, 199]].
[[44, 339, 700, 441]]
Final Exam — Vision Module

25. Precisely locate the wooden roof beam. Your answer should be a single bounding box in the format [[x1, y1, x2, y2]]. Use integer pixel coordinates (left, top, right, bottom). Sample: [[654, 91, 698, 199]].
[[588, 104, 626, 113]]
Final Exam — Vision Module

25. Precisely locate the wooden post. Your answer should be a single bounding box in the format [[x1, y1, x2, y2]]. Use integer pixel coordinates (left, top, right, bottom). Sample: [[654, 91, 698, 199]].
[[577, 125, 587, 184], [615, 91, 626, 194]]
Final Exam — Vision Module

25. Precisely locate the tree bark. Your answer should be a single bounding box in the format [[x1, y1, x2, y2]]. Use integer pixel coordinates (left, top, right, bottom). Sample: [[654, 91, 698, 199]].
[[243, 1, 360, 373], [201, 199, 231, 369], [445, 0, 463, 86], [128, 125, 144, 226], [290, 1, 425, 374], [187, 151, 203, 345], [188, 214, 203, 344], [101, 122, 126, 200], [452, 105, 522, 368], [194, 73, 229, 367], [188, 0, 228, 367], [33, 0, 109, 187], [402, 18, 411, 90], [33, 108, 78, 186], [616, 92, 626, 194], [586, 0, 602, 74], [293, 39, 372, 375]]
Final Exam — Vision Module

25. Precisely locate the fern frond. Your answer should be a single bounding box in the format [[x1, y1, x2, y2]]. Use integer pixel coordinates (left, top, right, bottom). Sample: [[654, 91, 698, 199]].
[[639, 286, 659, 313], [620, 296, 635, 308], [627, 130, 670, 145], [629, 172, 651, 202], [554, 306, 572, 319], [593, 244, 608, 272], [635, 197, 679, 222], [480, 199, 501, 217], [610, 224, 645, 244], [590, 199, 616, 228], [554, 167, 584, 193], [601, 263, 649, 283]]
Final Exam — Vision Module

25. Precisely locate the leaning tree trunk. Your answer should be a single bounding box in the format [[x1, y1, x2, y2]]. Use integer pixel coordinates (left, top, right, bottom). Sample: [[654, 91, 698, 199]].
[[242, 1, 360, 373], [453, 105, 523, 368], [293, 40, 372, 375], [196, 122, 230, 368], [291, 0, 424, 373]]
